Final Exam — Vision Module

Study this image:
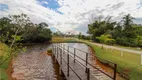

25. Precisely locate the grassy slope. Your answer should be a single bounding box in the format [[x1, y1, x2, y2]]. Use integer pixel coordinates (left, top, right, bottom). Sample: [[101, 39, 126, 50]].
[[81, 40, 142, 80], [0, 43, 10, 80]]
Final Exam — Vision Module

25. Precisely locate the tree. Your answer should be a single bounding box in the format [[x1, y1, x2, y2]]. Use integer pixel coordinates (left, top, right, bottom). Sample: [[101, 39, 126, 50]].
[[78, 32, 82, 39], [0, 14, 30, 65], [87, 16, 116, 41], [97, 34, 116, 49], [122, 14, 134, 30]]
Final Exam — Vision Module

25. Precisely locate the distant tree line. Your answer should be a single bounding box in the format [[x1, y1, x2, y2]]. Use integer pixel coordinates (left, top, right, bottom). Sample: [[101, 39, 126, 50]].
[[0, 14, 52, 44], [87, 14, 142, 47]]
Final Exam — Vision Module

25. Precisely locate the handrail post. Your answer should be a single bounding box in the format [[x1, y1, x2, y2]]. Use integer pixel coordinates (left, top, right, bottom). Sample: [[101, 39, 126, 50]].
[[87, 68, 90, 80], [57, 45, 58, 59], [86, 53, 88, 72], [55, 45, 56, 57], [74, 48, 76, 63], [60, 45, 62, 65], [68, 46, 69, 53], [67, 54, 69, 76], [52, 44, 54, 57], [113, 64, 117, 80]]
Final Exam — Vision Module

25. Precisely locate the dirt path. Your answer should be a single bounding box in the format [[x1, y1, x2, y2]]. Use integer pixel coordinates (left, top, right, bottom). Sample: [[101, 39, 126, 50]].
[[91, 42, 142, 54]]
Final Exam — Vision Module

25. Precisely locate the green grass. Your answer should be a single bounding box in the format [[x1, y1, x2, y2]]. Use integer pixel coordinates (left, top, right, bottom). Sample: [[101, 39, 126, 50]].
[[81, 40, 142, 80], [0, 43, 10, 80], [52, 36, 79, 43], [0, 68, 8, 80]]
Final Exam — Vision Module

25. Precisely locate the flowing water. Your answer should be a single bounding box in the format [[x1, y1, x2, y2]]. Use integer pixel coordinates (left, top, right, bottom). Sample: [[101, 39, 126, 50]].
[[12, 44, 56, 80]]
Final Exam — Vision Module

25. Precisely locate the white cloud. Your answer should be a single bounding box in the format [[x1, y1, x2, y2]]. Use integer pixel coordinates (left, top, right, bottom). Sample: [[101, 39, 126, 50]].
[[0, 0, 142, 34]]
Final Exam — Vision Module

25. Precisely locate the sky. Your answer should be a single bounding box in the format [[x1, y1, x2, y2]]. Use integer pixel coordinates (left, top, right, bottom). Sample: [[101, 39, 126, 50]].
[[0, 0, 142, 35]]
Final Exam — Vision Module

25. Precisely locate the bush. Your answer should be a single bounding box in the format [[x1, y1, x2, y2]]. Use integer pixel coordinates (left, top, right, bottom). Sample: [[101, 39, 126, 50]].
[[116, 37, 137, 47], [47, 48, 52, 53], [105, 39, 116, 45]]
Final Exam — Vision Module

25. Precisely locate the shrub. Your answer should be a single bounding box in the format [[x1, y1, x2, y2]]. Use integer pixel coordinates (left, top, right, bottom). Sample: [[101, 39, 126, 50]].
[[116, 37, 137, 47], [105, 39, 116, 45], [47, 48, 52, 53]]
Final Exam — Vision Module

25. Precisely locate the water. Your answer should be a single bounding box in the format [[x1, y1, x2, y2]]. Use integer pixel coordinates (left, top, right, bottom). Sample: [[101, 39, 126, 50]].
[[12, 44, 56, 80], [62, 43, 90, 65]]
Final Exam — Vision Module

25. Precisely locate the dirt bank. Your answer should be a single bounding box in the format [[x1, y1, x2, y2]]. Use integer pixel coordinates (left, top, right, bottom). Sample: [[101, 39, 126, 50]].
[[6, 58, 16, 80]]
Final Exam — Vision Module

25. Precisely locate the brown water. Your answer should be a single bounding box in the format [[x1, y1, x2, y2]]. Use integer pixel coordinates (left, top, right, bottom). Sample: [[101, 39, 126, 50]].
[[12, 44, 56, 80]]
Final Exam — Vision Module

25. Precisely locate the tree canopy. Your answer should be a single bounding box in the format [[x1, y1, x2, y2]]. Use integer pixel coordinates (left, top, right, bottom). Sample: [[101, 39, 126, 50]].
[[87, 14, 142, 47]]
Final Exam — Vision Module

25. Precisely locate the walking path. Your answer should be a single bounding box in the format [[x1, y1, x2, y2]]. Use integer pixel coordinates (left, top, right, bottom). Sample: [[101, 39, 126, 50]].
[[78, 39, 142, 54], [91, 42, 142, 54]]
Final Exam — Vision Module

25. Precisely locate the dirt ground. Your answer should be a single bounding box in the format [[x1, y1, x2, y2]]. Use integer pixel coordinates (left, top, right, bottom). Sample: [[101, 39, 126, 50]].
[[6, 58, 16, 80]]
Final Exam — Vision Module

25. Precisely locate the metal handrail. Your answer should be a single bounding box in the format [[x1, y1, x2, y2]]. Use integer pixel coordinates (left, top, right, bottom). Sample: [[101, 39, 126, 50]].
[[61, 50, 88, 68], [63, 44, 116, 64], [52, 44, 89, 80], [62, 57, 82, 80], [59, 44, 113, 79], [63, 44, 88, 54]]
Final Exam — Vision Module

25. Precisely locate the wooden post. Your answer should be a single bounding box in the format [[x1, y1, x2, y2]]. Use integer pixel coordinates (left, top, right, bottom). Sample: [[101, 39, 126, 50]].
[[74, 48, 76, 63], [141, 53, 142, 65], [60, 49, 62, 64]]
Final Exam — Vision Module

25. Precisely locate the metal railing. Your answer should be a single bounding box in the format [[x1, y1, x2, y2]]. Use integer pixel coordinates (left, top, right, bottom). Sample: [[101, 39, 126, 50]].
[[52, 43, 117, 80]]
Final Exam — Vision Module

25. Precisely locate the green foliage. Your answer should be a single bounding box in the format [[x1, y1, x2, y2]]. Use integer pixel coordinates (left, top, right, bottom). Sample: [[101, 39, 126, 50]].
[[97, 34, 116, 45], [136, 35, 142, 47], [22, 22, 52, 43], [116, 37, 137, 47], [0, 14, 52, 43], [78, 32, 82, 39], [47, 48, 52, 53], [87, 17, 116, 41], [105, 38, 116, 45], [87, 14, 142, 47], [0, 43, 11, 80]]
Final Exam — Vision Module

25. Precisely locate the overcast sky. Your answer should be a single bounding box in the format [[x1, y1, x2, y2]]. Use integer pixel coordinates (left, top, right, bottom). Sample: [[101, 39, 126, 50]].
[[0, 0, 142, 34]]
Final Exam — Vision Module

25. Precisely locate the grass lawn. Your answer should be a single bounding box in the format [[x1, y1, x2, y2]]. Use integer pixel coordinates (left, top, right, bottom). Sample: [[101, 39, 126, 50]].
[[52, 36, 80, 43], [0, 43, 10, 80]]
